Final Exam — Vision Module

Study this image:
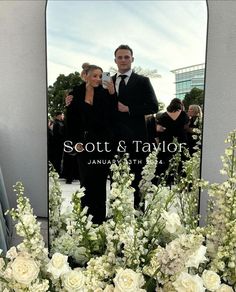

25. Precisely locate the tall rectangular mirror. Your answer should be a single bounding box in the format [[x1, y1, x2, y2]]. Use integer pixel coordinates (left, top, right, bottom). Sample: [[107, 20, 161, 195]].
[[47, 0, 208, 279]]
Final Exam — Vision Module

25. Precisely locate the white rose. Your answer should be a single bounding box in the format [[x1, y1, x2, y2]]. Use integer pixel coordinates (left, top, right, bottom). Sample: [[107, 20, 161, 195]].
[[11, 256, 39, 285], [63, 270, 86, 291], [186, 245, 207, 268], [216, 284, 234, 292], [173, 272, 205, 292], [161, 211, 182, 234], [114, 268, 145, 292], [47, 252, 70, 279], [202, 270, 221, 291]]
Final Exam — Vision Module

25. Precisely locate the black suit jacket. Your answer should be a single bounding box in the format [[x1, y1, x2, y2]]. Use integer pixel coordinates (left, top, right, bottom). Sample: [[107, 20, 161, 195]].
[[112, 72, 158, 142], [65, 83, 117, 145]]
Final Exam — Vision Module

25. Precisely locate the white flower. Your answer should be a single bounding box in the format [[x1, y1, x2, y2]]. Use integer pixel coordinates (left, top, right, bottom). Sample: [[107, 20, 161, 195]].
[[63, 270, 86, 291], [216, 284, 234, 292], [104, 284, 115, 292], [21, 214, 36, 226], [173, 272, 205, 292], [185, 245, 207, 268], [202, 270, 221, 291], [47, 252, 70, 279], [11, 255, 39, 285], [113, 268, 145, 292], [161, 211, 182, 234], [0, 258, 5, 271], [6, 246, 18, 260], [28, 279, 50, 292]]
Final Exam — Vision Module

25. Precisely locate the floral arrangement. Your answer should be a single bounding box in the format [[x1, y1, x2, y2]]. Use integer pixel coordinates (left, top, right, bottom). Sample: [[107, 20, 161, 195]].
[[0, 130, 236, 291]]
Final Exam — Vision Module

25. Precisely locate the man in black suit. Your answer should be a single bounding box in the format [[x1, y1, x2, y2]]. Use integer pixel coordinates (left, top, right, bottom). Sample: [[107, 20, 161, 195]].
[[112, 45, 159, 207]]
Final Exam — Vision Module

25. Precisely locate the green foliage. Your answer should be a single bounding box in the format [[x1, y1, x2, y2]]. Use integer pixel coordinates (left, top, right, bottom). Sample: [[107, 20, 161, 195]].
[[182, 87, 204, 110], [48, 71, 83, 117]]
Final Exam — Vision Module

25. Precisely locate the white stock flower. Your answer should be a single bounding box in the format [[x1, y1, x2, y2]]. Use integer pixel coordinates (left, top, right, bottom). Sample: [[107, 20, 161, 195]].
[[104, 284, 115, 292], [0, 258, 5, 270], [21, 214, 36, 226], [47, 252, 70, 279], [6, 246, 18, 260], [28, 279, 50, 292], [202, 270, 221, 291], [185, 245, 207, 268], [216, 284, 234, 292], [161, 211, 182, 234], [11, 255, 39, 285], [173, 272, 205, 292], [113, 268, 145, 292], [63, 270, 86, 291]]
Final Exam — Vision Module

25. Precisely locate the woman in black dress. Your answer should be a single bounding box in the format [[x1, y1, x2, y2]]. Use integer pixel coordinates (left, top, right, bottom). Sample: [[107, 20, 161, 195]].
[[65, 64, 117, 224], [155, 98, 189, 183]]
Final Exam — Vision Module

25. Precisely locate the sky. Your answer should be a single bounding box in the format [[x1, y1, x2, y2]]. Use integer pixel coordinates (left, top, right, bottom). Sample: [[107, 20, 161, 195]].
[[46, 0, 207, 107]]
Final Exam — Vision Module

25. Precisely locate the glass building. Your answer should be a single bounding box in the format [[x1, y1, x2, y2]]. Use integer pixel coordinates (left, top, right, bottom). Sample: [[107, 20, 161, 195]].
[[171, 63, 205, 100]]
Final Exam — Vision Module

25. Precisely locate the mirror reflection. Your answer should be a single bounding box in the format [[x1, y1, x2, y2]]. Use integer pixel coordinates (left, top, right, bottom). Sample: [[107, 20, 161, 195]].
[[47, 0, 207, 267]]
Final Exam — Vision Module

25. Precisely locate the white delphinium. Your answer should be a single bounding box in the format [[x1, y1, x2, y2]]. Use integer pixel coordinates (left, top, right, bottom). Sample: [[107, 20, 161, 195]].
[[84, 254, 116, 291], [171, 148, 207, 231], [139, 150, 158, 197], [50, 187, 99, 265], [206, 130, 236, 285], [7, 182, 46, 263], [49, 170, 65, 241], [28, 279, 50, 292], [108, 154, 135, 223]]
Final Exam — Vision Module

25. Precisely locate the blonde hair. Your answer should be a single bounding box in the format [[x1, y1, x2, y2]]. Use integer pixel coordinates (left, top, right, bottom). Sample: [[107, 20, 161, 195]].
[[189, 104, 202, 118], [80, 63, 90, 81]]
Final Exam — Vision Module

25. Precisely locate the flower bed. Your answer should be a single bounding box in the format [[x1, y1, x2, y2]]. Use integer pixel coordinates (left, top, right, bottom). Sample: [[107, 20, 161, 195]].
[[0, 131, 236, 291]]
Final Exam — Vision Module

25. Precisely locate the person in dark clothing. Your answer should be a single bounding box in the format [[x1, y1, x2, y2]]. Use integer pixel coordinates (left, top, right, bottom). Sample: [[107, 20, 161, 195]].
[[52, 112, 65, 176], [155, 98, 189, 183], [112, 45, 159, 207], [186, 104, 203, 155], [65, 64, 117, 224], [65, 45, 159, 209]]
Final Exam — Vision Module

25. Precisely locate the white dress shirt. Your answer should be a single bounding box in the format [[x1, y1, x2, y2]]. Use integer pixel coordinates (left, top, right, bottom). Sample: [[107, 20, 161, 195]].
[[115, 69, 132, 94]]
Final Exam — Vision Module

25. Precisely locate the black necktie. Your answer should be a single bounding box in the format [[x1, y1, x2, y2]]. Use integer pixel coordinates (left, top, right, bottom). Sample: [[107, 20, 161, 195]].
[[118, 75, 127, 100]]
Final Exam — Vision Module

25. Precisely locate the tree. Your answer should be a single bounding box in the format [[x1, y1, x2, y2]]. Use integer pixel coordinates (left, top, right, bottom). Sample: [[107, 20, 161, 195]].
[[182, 87, 204, 110], [48, 72, 83, 117]]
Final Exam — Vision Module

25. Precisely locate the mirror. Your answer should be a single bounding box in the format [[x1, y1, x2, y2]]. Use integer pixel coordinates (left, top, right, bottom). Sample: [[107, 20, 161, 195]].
[[46, 0, 207, 242]]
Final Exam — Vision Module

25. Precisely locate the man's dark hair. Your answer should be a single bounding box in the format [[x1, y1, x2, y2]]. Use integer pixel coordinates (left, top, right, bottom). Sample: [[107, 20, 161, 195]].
[[114, 45, 133, 56]]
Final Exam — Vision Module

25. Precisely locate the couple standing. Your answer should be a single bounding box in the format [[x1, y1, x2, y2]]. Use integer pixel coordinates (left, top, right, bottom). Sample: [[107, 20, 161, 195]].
[[65, 44, 159, 224]]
